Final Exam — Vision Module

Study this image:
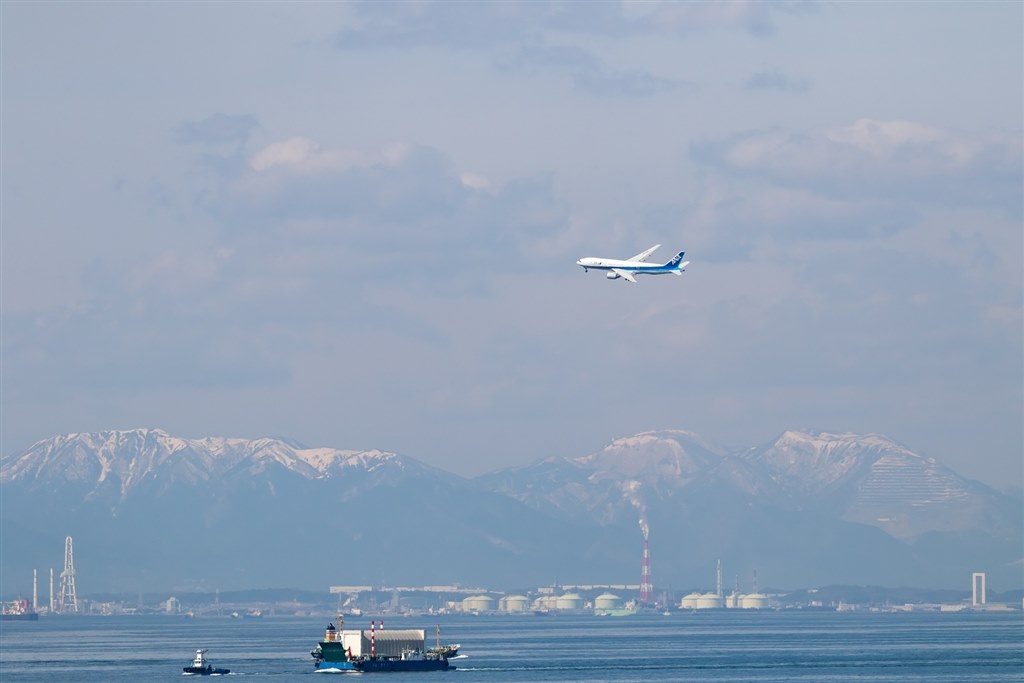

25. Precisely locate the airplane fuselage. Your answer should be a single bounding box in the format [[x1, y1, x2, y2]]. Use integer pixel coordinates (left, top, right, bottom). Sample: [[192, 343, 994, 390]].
[[577, 257, 657, 271], [576, 250, 689, 282]]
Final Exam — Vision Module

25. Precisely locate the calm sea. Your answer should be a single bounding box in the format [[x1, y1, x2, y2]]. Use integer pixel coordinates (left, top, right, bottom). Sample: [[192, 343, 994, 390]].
[[1, 611, 1021, 682]]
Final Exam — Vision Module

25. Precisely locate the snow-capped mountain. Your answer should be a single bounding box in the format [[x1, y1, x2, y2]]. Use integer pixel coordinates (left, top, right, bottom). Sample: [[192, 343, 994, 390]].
[[0, 429, 599, 593], [1, 428, 439, 500], [733, 430, 1014, 541], [473, 429, 1021, 589], [477, 430, 725, 524], [1, 428, 1019, 594], [478, 429, 1014, 541]]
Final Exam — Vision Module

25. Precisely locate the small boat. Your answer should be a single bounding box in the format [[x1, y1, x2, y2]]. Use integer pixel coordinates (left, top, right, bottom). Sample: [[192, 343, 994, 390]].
[[183, 649, 230, 675]]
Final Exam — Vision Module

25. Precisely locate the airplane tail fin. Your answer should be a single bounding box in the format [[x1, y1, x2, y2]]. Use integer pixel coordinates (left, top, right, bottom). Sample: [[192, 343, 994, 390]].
[[664, 251, 686, 269]]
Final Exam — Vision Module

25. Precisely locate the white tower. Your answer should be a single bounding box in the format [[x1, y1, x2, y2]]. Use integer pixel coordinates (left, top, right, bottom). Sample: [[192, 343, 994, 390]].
[[59, 535, 79, 613], [33, 569, 38, 610], [49, 568, 54, 612], [971, 572, 986, 606], [716, 559, 723, 598]]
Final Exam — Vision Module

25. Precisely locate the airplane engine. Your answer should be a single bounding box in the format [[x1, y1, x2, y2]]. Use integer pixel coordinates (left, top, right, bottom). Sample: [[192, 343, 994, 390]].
[[606, 272, 620, 280]]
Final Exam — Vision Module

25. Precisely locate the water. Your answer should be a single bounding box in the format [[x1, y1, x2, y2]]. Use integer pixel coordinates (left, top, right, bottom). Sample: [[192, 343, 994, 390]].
[[1, 611, 1021, 682]]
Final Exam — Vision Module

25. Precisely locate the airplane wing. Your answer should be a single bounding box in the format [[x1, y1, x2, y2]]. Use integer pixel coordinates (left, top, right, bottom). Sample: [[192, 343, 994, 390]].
[[612, 268, 637, 283], [627, 244, 661, 262]]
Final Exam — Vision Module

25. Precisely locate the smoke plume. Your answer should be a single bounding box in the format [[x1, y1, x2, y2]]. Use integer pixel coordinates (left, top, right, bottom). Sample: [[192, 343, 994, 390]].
[[622, 480, 649, 540]]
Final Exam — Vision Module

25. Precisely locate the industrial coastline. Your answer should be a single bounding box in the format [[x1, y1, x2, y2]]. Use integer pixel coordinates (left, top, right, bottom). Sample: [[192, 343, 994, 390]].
[[5, 535, 1020, 618], [6, 576, 1020, 619]]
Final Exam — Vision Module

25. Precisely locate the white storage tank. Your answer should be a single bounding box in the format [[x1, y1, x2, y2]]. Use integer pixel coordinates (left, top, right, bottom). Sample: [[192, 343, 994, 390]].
[[739, 593, 770, 609], [679, 592, 702, 609], [695, 592, 724, 609], [500, 595, 530, 612], [556, 592, 584, 610], [461, 595, 495, 612], [593, 593, 623, 610], [532, 595, 558, 611]]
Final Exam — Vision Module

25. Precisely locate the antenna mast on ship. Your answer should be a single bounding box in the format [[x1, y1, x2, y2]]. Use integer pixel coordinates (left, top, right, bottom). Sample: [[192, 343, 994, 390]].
[[58, 535, 78, 613]]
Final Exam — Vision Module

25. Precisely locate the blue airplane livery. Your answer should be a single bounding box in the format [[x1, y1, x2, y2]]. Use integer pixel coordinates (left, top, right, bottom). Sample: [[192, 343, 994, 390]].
[[576, 244, 689, 283]]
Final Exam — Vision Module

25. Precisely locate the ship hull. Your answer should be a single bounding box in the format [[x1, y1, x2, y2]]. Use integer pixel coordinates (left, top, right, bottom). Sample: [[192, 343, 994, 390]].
[[315, 658, 452, 672], [0, 612, 39, 621], [354, 659, 452, 672]]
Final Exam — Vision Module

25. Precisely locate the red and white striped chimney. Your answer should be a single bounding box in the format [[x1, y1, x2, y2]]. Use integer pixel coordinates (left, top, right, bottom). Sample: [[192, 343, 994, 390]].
[[640, 537, 653, 604]]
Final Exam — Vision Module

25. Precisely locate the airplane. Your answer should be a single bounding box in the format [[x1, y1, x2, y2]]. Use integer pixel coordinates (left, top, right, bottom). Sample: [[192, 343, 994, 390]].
[[576, 244, 689, 283]]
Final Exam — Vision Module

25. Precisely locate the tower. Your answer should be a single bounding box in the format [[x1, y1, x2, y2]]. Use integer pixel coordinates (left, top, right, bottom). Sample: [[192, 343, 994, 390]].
[[972, 572, 986, 606], [716, 559, 723, 599], [49, 568, 54, 612], [639, 525, 653, 605], [59, 535, 79, 613], [33, 569, 38, 610]]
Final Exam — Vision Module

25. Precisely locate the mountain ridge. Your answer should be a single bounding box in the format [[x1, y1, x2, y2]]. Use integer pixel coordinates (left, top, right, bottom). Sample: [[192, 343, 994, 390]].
[[1, 427, 1020, 593]]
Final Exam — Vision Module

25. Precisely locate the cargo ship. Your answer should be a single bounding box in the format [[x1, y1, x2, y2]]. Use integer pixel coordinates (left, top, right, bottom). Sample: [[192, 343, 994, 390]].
[[311, 618, 458, 672], [1, 599, 39, 621]]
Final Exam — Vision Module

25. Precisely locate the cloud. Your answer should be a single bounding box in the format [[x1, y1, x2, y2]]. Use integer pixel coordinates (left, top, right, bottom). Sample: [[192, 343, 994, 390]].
[[333, 1, 551, 50], [697, 181, 920, 246], [625, 0, 781, 37], [332, 2, 770, 98], [499, 41, 683, 96], [233, 140, 456, 226], [459, 172, 491, 190], [247, 137, 407, 174], [331, 0, 788, 49], [745, 68, 810, 93], [692, 119, 1023, 211], [173, 113, 259, 146], [191, 138, 569, 290], [249, 137, 320, 171]]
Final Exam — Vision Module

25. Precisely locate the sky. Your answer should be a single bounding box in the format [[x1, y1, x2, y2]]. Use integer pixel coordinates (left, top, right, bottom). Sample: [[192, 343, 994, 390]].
[[2, 1, 1021, 489]]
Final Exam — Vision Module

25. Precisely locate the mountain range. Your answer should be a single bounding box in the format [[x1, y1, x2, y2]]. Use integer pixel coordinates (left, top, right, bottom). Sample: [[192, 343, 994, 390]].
[[1, 428, 1020, 595]]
